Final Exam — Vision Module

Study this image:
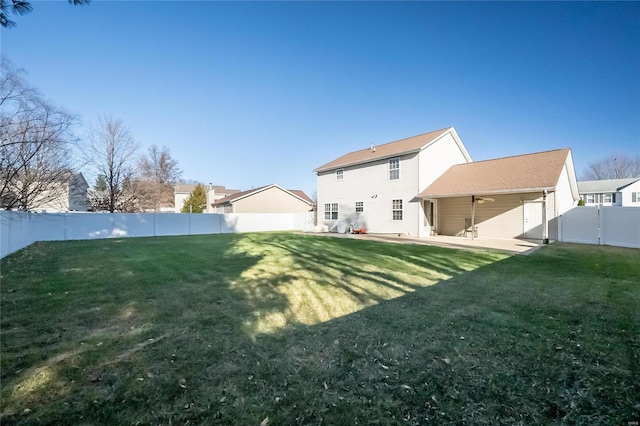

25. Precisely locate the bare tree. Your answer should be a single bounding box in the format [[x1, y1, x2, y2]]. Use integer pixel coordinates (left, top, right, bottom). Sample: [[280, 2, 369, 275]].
[[1, 0, 90, 28], [0, 59, 78, 210], [136, 145, 182, 211], [84, 116, 139, 212], [582, 154, 640, 180]]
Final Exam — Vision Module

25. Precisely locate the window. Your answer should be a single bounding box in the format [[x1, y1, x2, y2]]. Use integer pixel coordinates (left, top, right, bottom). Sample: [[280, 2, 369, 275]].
[[633, 192, 640, 203], [586, 194, 595, 204], [392, 199, 403, 220], [355, 201, 364, 213], [336, 169, 344, 180], [389, 158, 400, 180], [612, 193, 617, 203], [324, 203, 339, 219], [603, 193, 612, 203]]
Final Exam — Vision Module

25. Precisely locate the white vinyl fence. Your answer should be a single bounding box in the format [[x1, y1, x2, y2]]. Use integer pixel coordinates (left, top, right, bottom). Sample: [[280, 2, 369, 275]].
[[1, 211, 315, 259], [558, 206, 640, 249]]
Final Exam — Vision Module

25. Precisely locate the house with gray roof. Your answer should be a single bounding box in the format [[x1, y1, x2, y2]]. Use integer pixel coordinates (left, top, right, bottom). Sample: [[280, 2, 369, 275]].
[[578, 178, 640, 207]]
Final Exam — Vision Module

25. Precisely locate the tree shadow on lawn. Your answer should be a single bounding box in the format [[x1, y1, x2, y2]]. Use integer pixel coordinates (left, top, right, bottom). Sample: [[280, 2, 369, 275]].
[[0, 232, 509, 424], [4, 235, 635, 424]]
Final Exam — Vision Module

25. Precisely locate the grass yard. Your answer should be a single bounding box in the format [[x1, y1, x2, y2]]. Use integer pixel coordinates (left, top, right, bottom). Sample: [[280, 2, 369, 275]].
[[1, 232, 639, 425]]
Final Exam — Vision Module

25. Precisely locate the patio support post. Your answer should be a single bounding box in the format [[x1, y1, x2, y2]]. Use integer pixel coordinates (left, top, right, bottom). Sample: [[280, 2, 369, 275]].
[[542, 190, 549, 244], [471, 195, 476, 241]]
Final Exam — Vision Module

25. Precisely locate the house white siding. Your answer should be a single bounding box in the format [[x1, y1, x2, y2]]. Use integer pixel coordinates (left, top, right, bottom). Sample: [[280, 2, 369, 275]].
[[416, 132, 471, 237], [317, 152, 422, 234], [317, 130, 470, 236], [554, 164, 578, 215], [621, 180, 640, 207]]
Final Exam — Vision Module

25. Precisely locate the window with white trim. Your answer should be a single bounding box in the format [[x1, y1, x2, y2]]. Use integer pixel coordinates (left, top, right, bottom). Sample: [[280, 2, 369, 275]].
[[389, 158, 400, 180], [324, 203, 339, 220], [336, 169, 344, 180], [632, 192, 640, 203], [586, 194, 595, 204], [392, 199, 403, 220], [603, 193, 612, 203], [355, 201, 364, 213], [331, 203, 338, 219]]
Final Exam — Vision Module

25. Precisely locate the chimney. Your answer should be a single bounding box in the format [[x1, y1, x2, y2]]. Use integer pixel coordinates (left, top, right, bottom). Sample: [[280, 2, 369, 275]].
[[370, 144, 376, 153]]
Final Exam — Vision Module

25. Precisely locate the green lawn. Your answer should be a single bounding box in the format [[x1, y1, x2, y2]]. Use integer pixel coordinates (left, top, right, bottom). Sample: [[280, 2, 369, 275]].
[[1, 233, 638, 425]]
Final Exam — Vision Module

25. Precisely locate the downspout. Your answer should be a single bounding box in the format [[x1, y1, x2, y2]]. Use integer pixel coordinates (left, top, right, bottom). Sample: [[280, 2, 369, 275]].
[[542, 190, 549, 244]]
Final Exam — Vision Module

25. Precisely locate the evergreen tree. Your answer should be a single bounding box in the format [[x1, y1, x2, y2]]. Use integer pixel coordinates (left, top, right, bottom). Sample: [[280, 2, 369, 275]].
[[93, 175, 107, 191], [181, 184, 207, 213]]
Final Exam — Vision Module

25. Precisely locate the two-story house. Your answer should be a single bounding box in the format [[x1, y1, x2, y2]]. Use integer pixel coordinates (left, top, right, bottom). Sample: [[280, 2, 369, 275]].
[[315, 127, 471, 237], [316, 127, 579, 241]]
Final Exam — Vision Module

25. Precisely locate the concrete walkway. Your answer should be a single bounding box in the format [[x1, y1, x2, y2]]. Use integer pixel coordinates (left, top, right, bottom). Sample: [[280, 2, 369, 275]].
[[306, 232, 544, 254]]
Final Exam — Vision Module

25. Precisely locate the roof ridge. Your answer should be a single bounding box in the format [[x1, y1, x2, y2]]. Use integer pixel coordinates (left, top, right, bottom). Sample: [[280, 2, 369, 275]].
[[467, 148, 570, 165], [343, 127, 451, 155]]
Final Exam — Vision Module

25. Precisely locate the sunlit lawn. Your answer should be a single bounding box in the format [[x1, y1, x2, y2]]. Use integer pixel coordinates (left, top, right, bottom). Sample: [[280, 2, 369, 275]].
[[1, 232, 638, 424]]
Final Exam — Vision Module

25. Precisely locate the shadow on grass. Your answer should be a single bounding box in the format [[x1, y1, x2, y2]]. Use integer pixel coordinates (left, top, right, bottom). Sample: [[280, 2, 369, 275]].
[[1, 235, 637, 424]]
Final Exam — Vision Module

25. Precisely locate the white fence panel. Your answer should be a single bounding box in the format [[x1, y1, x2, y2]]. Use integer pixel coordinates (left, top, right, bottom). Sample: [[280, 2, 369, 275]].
[[1, 211, 312, 258], [30, 213, 67, 242], [559, 207, 599, 245], [191, 214, 222, 235], [600, 207, 640, 249], [155, 213, 189, 236], [1, 212, 32, 258], [559, 206, 640, 249], [66, 214, 116, 240]]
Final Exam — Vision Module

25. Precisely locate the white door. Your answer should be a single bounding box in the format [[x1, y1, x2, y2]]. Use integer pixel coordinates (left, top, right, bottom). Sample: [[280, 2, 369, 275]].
[[524, 202, 543, 239]]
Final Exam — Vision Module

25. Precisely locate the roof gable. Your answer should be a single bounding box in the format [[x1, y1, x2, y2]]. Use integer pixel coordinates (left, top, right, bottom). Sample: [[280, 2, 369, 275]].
[[314, 127, 467, 173], [212, 184, 314, 206], [420, 148, 572, 198]]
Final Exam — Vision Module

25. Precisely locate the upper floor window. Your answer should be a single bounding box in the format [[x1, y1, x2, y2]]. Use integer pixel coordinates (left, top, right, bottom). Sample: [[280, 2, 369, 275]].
[[355, 201, 364, 213], [389, 158, 400, 180], [336, 169, 344, 180]]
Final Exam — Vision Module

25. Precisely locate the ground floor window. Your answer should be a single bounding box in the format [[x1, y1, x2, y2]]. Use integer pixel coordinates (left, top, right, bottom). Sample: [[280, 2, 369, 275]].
[[392, 199, 403, 220], [355, 201, 364, 213], [324, 203, 338, 219], [633, 192, 640, 203]]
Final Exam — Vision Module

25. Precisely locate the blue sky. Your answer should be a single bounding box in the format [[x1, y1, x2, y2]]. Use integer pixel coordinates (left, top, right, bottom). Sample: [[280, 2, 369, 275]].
[[3, 1, 639, 197]]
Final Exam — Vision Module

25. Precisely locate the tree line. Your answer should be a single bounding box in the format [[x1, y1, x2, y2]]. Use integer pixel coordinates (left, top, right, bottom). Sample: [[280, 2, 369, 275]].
[[1, 57, 183, 213]]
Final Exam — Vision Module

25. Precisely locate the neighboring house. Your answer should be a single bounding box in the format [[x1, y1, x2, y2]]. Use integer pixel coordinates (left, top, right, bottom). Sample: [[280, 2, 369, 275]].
[[211, 184, 314, 213], [577, 178, 640, 207], [419, 149, 579, 241], [31, 172, 90, 212], [315, 127, 579, 240], [174, 184, 240, 213], [315, 127, 472, 236]]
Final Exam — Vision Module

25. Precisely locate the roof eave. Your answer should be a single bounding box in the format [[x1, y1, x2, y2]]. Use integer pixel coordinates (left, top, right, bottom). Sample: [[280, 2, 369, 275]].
[[419, 186, 557, 199], [314, 148, 423, 173]]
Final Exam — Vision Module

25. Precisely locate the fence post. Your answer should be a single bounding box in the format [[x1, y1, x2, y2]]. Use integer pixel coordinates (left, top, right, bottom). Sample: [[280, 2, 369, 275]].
[[597, 205, 601, 245]]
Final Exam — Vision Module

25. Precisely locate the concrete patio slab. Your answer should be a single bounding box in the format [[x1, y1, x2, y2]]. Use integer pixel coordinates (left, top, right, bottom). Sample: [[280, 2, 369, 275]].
[[305, 232, 544, 254]]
